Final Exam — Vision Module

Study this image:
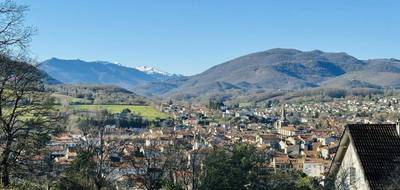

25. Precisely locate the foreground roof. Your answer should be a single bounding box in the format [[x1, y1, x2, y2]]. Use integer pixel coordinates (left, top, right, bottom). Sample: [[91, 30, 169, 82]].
[[331, 124, 400, 190], [347, 124, 400, 189]]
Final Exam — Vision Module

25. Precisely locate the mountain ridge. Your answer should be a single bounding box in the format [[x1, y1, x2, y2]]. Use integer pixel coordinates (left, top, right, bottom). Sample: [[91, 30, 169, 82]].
[[38, 49, 400, 101], [39, 58, 182, 89], [142, 48, 400, 100]]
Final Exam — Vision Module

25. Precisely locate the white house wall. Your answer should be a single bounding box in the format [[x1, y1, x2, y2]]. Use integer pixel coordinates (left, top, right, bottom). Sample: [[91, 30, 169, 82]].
[[337, 142, 370, 190]]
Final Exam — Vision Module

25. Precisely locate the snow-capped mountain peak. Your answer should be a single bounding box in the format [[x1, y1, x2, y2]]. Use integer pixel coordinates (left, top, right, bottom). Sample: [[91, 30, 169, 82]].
[[135, 66, 172, 76]]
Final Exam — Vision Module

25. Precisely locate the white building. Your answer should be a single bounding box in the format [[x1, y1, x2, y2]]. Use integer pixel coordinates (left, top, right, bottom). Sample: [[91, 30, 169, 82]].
[[278, 126, 298, 137], [303, 159, 324, 177]]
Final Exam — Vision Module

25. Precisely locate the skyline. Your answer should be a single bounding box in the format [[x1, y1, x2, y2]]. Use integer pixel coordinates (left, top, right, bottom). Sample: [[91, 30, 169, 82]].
[[20, 0, 400, 75]]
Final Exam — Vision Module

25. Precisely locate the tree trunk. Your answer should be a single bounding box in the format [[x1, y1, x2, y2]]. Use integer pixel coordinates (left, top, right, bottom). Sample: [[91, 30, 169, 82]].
[[1, 169, 10, 188], [94, 180, 102, 190], [0, 140, 12, 187]]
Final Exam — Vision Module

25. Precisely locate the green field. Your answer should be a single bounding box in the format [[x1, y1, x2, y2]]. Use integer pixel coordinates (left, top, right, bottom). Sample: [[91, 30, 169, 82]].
[[65, 105, 169, 120]]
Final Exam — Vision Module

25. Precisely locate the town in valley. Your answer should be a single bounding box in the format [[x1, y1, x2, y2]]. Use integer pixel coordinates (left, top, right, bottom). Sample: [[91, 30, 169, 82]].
[[1, 0, 400, 189]]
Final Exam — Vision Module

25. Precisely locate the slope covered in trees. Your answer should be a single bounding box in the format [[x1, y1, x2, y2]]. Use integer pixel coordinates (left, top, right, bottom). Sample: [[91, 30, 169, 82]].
[[48, 84, 148, 105]]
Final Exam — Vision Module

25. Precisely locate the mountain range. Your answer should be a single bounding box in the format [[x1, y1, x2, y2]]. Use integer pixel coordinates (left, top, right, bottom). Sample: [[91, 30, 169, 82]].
[[38, 58, 182, 90], [39, 49, 400, 101]]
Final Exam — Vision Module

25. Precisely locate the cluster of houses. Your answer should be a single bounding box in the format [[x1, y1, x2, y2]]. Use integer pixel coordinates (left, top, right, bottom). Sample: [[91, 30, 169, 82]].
[[46, 96, 400, 189]]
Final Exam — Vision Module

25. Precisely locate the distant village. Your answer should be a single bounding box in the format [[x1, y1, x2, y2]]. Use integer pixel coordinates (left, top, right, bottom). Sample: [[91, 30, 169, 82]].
[[47, 95, 400, 189]]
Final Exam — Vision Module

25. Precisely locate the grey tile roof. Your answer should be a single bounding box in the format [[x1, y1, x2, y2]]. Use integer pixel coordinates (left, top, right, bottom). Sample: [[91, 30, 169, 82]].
[[348, 124, 400, 190]]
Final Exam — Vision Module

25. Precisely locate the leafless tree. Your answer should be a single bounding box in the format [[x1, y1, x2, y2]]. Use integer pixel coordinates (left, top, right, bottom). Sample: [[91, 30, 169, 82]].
[[128, 146, 165, 190], [326, 167, 356, 190], [0, 0, 35, 58], [0, 56, 54, 187], [163, 139, 192, 190], [71, 110, 119, 190]]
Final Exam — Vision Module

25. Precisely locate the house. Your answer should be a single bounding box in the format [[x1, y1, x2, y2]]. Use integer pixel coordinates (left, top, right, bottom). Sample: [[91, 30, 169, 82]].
[[271, 153, 291, 172], [290, 157, 304, 171], [279, 140, 288, 151], [317, 135, 337, 146], [286, 144, 302, 157], [329, 124, 400, 190], [256, 134, 280, 148], [320, 144, 337, 160], [303, 158, 324, 177], [278, 126, 298, 137]]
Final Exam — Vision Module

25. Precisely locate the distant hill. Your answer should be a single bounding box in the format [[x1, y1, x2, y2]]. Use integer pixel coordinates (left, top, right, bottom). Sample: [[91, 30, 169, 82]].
[[143, 48, 400, 101], [321, 59, 400, 88], [38, 50, 400, 102], [40, 70, 62, 85], [38, 58, 181, 89]]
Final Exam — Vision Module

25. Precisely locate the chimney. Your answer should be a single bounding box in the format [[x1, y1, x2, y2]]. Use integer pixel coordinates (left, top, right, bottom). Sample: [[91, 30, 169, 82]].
[[397, 119, 400, 136]]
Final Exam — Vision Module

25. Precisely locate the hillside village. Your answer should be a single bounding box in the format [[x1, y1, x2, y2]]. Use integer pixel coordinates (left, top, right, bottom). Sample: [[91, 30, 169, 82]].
[[45, 94, 400, 189]]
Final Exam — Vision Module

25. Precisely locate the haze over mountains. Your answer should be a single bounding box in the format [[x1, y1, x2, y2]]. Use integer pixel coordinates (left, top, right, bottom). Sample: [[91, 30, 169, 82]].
[[39, 49, 400, 101]]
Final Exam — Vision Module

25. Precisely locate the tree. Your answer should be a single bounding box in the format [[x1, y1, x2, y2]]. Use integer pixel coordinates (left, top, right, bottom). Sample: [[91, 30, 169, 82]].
[[0, 1, 52, 187], [66, 110, 118, 190], [208, 98, 224, 110], [0, 56, 55, 187], [199, 143, 267, 190], [128, 146, 165, 190], [0, 0, 35, 57], [162, 139, 195, 190], [325, 168, 355, 190], [37, 153, 63, 190], [199, 143, 323, 190], [383, 164, 400, 190]]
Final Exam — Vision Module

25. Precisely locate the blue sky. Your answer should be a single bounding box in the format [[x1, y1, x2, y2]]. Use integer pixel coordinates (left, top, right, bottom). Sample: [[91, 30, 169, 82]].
[[19, 0, 400, 75]]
